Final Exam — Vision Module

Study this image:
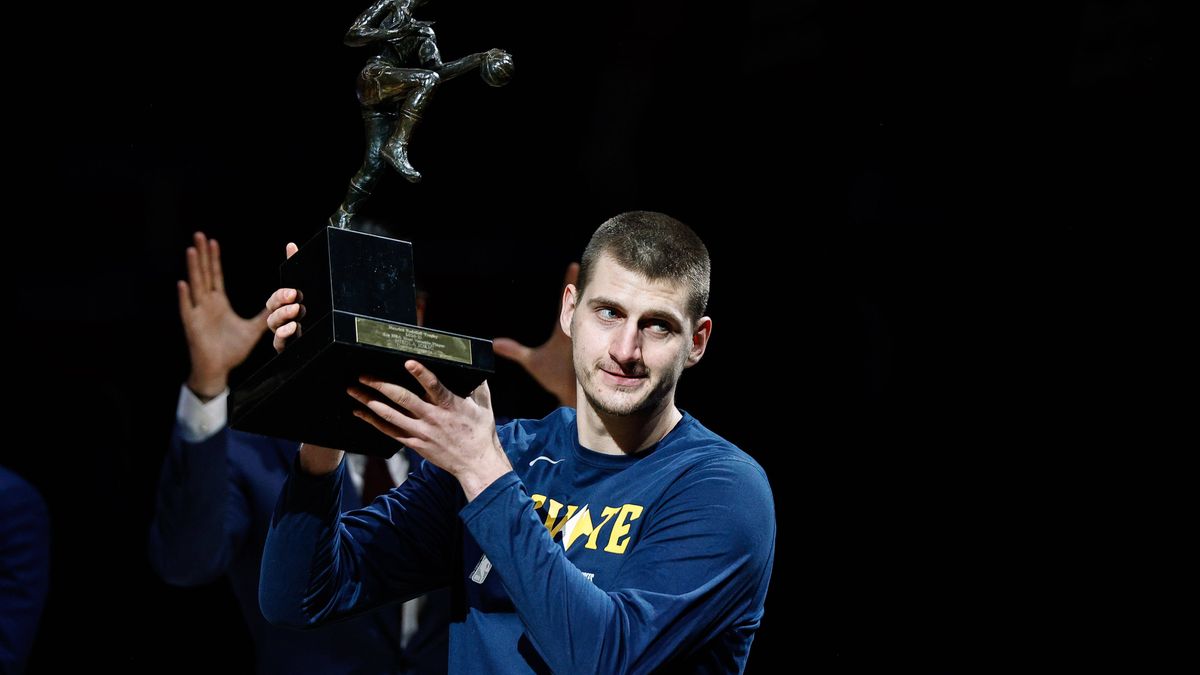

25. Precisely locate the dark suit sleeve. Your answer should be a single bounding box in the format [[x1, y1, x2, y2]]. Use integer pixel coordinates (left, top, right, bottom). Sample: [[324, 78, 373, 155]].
[[259, 455, 458, 628], [147, 424, 253, 585], [0, 467, 50, 674]]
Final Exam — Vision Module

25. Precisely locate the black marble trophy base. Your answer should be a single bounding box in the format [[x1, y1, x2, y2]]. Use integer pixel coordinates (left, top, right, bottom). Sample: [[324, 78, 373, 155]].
[[230, 227, 493, 457]]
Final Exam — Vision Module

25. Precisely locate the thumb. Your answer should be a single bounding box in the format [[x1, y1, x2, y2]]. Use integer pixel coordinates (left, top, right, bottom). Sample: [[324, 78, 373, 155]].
[[285, 242, 299, 259], [252, 307, 270, 331], [470, 380, 493, 410], [493, 338, 532, 365]]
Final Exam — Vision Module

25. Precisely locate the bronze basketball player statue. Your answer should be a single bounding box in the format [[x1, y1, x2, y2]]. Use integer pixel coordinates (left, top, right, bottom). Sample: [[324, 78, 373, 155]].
[[329, 0, 514, 228]]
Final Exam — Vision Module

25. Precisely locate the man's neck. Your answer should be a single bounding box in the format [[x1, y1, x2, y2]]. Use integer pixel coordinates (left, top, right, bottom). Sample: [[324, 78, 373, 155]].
[[576, 399, 683, 456]]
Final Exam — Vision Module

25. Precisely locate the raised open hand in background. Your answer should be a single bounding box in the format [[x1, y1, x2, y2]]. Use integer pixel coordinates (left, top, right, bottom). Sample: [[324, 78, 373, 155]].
[[493, 262, 579, 408], [178, 232, 269, 400]]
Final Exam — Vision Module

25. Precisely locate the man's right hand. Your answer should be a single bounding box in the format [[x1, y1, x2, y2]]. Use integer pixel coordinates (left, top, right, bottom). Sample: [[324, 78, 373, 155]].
[[265, 243, 302, 354], [178, 232, 269, 400], [264, 242, 344, 475]]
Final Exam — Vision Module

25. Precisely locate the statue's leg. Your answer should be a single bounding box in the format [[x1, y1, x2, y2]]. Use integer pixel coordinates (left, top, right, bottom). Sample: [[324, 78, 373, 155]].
[[329, 110, 395, 228], [380, 70, 440, 183]]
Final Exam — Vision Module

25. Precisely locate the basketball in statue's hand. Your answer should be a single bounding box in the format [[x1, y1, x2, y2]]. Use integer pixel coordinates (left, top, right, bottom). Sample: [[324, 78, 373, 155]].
[[481, 49, 514, 88]]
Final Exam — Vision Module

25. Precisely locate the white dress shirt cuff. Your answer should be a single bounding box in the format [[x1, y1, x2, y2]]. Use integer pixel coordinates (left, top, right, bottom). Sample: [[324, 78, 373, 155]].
[[176, 383, 230, 443]]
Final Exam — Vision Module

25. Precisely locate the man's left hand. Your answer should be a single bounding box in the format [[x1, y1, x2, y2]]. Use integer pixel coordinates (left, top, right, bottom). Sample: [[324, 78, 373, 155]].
[[349, 361, 513, 501]]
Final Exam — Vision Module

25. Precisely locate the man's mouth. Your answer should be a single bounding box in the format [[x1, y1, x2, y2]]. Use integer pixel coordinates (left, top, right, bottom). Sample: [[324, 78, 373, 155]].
[[599, 367, 647, 387]]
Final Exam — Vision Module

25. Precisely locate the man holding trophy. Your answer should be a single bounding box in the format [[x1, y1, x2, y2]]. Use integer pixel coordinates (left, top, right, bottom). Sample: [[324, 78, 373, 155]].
[[231, 0, 773, 671], [259, 212, 776, 673]]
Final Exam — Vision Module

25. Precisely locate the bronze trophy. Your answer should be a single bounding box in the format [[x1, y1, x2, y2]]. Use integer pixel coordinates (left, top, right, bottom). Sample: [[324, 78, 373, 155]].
[[231, 0, 513, 457]]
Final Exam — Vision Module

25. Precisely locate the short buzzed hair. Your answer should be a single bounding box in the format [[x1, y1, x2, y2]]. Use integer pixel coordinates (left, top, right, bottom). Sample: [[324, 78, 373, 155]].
[[577, 211, 710, 322]]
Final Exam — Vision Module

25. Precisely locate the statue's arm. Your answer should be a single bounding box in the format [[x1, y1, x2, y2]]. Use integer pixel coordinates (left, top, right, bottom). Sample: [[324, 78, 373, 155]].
[[436, 52, 486, 82], [345, 0, 417, 47]]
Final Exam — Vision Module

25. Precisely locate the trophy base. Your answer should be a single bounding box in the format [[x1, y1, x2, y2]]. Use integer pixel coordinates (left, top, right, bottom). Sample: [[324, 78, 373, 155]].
[[231, 311, 494, 458], [230, 225, 493, 457]]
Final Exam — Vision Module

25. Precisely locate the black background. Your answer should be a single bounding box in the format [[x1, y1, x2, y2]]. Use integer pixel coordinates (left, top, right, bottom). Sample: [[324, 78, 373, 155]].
[[6, 0, 1165, 671]]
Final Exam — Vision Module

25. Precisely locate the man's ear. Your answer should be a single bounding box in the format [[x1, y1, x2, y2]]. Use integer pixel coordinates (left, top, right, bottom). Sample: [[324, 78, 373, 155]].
[[685, 317, 712, 368], [560, 284, 578, 338]]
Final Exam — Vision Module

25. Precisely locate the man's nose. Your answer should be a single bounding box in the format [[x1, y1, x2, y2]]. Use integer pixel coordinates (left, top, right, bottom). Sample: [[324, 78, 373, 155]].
[[609, 324, 641, 365]]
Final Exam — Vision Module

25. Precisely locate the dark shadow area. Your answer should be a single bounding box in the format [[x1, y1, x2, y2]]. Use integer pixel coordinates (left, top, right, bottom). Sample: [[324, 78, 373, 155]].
[[7, 0, 1164, 671]]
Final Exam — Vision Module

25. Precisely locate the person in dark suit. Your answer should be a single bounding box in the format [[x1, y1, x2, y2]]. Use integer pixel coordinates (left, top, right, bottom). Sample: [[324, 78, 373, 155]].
[[148, 231, 446, 674], [0, 466, 50, 675]]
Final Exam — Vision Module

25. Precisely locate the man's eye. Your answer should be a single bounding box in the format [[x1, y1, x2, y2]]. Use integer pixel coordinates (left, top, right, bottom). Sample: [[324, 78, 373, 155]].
[[645, 321, 671, 334], [598, 308, 619, 320]]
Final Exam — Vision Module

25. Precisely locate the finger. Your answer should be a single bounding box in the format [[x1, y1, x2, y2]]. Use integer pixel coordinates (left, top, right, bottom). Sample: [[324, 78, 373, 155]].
[[348, 384, 425, 431], [285, 242, 299, 260], [561, 261, 580, 289], [469, 380, 493, 410], [351, 408, 423, 450], [275, 321, 299, 341], [405, 360, 452, 407], [267, 304, 302, 333], [273, 322, 301, 353], [358, 375, 433, 417], [193, 232, 212, 293], [210, 238, 225, 294], [185, 247, 202, 303], [176, 280, 192, 322], [265, 288, 298, 315], [492, 337, 532, 366]]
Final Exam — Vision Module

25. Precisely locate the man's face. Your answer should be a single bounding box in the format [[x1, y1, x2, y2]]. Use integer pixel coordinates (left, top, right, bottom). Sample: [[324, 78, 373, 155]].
[[561, 254, 710, 418]]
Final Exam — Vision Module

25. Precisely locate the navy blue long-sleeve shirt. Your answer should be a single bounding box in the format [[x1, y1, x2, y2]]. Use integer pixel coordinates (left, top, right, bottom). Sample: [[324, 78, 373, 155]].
[[261, 408, 775, 673]]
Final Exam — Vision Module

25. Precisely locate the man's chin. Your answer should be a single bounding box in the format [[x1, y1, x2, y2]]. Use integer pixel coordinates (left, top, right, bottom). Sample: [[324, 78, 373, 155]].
[[585, 391, 646, 418]]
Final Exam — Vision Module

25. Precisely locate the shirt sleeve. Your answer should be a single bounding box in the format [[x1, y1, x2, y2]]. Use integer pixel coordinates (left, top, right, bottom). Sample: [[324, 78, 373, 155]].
[[259, 454, 460, 628], [176, 383, 229, 443], [460, 457, 776, 674]]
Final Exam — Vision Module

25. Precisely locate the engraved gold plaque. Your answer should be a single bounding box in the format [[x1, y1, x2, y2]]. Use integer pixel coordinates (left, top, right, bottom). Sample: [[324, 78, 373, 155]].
[[355, 317, 473, 365]]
